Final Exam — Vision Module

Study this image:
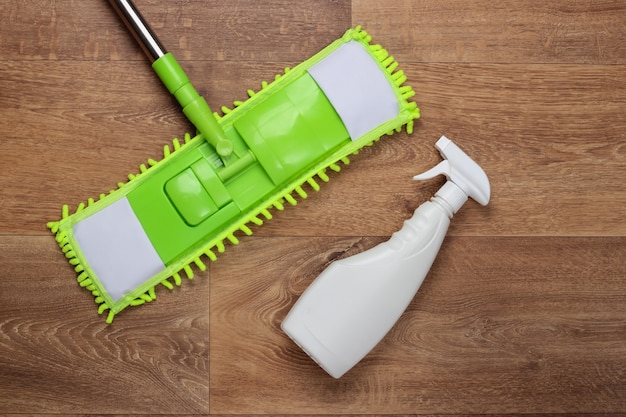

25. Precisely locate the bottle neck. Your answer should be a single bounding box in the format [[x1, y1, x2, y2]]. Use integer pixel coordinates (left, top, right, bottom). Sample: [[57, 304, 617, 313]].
[[431, 181, 468, 217]]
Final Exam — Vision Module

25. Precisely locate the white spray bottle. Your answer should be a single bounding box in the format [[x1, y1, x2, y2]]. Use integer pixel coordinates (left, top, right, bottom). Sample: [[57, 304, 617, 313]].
[[282, 136, 490, 378]]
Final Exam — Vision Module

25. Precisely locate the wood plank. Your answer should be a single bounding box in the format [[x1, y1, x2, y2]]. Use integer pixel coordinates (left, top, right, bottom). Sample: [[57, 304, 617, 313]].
[[353, 0, 626, 64], [0, 236, 211, 414], [0, 0, 351, 62], [209, 236, 626, 414], [3, 61, 623, 237]]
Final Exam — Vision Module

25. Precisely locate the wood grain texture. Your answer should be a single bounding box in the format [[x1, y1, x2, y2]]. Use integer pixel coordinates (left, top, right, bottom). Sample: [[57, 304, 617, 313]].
[[353, 0, 626, 64], [1, 0, 625, 416], [0, 0, 350, 62], [0, 236, 210, 414]]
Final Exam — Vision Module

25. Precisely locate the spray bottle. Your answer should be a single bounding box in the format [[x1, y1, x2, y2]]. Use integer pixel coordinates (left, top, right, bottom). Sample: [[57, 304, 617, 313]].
[[282, 136, 491, 378]]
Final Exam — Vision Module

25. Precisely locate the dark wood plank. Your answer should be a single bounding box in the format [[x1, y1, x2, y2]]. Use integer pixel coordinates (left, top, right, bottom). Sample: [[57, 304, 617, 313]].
[[0, 236, 211, 414], [209, 236, 626, 414]]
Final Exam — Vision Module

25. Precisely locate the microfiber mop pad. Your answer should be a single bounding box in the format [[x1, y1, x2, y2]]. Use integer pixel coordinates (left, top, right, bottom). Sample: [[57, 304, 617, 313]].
[[48, 27, 420, 323]]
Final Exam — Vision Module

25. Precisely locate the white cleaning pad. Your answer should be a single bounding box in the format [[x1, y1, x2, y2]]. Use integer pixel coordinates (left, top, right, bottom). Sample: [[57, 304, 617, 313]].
[[308, 40, 400, 140], [72, 197, 166, 303]]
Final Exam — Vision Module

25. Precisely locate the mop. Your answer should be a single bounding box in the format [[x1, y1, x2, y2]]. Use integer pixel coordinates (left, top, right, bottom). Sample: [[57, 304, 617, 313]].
[[48, 0, 420, 323]]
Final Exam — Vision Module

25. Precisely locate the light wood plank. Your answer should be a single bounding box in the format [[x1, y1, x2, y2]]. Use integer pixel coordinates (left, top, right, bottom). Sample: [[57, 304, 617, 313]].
[[353, 0, 626, 64], [3, 62, 623, 237], [0, 236, 211, 414], [209, 236, 626, 414]]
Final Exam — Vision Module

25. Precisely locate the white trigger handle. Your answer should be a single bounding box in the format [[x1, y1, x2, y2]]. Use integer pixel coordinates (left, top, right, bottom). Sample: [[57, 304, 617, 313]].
[[413, 136, 490, 207], [413, 160, 451, 181]]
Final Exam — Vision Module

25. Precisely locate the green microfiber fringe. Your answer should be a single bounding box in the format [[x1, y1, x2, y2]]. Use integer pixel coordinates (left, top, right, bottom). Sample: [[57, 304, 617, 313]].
[[47, 26, 420, 323]]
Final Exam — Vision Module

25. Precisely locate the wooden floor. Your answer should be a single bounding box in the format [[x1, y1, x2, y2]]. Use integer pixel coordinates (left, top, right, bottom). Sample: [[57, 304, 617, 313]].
[[1, 0, 625, 415]]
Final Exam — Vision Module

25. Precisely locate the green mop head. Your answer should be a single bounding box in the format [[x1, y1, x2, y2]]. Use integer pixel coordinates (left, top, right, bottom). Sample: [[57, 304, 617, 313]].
[[48, 27, 420, 323]]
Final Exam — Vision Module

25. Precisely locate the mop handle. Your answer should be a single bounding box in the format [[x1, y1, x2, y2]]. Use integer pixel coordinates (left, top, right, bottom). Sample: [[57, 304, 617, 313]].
[[107, 0, 233, 156], [108, 0, 166, 62]]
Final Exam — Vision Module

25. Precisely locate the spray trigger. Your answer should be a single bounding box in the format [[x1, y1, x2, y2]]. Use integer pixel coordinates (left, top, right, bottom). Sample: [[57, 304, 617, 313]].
[[412, 136, 490, 211], [413, 160, 451, 181]]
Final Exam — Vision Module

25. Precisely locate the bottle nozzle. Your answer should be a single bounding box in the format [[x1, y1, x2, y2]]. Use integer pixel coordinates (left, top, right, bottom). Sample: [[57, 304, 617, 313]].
[[414, 136, 490, 208]]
